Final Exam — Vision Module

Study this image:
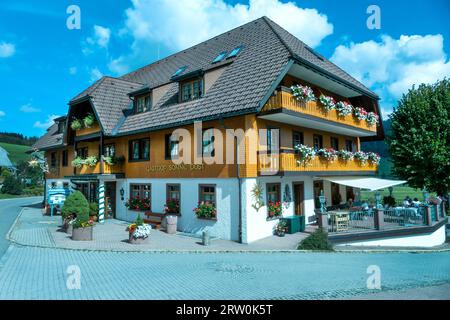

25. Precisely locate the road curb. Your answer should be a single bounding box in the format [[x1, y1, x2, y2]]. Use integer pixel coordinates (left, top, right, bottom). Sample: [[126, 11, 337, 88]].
[[5, 207, 25, 242]]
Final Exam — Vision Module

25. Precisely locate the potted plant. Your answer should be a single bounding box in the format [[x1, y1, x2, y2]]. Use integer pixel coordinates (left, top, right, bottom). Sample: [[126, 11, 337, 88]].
[[295, 144, 316, 165], [71, 118, 83, 131], [337, 150, 354, 161], [354, 107, 368, 121], [103, 155, 125, 166], [366, 152, 381, 165], [267, 201, 282, 219], [71, 157, 84, 168], [194, 201, 216, 219], [353, 151, 368, 165], [318, 94, 336, 111], [63, 191, 94, 241], [125, 196, 151, 211], [83, 113, 95, 128], [335, 101, 353, 116], [366, 112, 379, 126], [275, 220, 287, 237], [164, 198, 180, 214], [126, 214, 152, 244], [291, 84, 316, 102], [84, 156, 98, 167], [89, 202, 98, 222], [316, 148, 338, 162]]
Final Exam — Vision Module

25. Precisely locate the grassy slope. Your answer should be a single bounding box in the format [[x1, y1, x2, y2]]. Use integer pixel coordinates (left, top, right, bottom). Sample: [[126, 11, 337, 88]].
[[0, 142, 31, 165], [360, 186, 435, 203]]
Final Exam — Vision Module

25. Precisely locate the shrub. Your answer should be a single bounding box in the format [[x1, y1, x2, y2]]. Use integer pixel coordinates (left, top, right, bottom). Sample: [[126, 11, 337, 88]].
[[70, 119, 83, 130], [71, 157, 84, 168], [1, 175, 23, 195], [84, 156, 98, 167], [83, 114, 95, 128], [61, 191, 89, 220], [383, 196, 396, 207], [297, 228, 333, 251], [89, 202, 98, 216]]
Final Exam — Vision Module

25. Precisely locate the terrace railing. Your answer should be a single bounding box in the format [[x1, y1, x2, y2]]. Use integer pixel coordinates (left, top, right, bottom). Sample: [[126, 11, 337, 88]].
[[382, 207, 426, 229]]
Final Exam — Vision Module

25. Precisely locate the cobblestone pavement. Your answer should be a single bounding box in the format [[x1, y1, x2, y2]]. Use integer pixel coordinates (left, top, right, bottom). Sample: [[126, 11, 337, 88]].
[[10, 207, 310, 252], [1, 198, 450, 300]]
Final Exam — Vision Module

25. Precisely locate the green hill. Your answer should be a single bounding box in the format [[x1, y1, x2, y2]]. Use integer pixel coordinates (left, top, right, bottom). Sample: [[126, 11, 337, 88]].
[[0, 142, 31, 165]]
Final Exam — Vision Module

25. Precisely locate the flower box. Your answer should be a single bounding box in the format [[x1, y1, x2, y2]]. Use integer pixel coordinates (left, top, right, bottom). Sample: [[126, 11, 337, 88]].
[[72, 226, 93, 241], [194, 201, 217, 220]]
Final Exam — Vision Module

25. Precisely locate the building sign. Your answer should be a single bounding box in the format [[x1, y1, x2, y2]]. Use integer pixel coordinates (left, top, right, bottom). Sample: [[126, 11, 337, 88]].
[[146, 164, 204, 173]]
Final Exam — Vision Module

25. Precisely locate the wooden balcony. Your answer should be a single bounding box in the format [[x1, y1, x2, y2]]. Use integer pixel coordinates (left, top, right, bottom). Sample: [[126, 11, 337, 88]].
[[260, 87, 378, 137], [76, 162, 124, 175], [258, 153, 377, 175], [75, 123, 101, 137]]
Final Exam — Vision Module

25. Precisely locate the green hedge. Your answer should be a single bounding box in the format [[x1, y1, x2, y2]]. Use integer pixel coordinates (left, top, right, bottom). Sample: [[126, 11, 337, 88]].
[[297, 228, 333, 251]]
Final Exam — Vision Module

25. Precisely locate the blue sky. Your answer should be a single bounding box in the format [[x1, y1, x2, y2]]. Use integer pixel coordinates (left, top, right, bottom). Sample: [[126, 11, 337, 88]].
[[0, 0, 449, 137]]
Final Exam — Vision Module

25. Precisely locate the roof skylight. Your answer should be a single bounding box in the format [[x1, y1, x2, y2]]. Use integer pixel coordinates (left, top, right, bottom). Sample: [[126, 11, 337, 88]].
[[212, 51, 227, 64], [172, 66, 188, 78], [227, 46, 242, 59]]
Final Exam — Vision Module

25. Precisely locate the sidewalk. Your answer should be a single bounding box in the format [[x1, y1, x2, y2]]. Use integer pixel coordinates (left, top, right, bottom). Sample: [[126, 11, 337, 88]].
[[8, 207, 311, 252]]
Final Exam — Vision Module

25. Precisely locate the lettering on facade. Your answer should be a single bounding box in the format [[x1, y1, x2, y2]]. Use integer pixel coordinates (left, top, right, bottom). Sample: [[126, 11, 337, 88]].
[[146, 164, 205, 173]]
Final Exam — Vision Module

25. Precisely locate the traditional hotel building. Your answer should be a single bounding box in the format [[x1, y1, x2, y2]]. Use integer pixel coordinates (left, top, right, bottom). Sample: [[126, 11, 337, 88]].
[[33, 17, 384, 243]]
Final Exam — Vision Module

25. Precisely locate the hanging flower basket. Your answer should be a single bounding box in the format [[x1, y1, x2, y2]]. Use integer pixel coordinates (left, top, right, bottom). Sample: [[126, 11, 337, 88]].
[[318, 95, 336, 111], [294, 144, 316, 165], [353, 151, 369, 165], [367, 152, 381, 165], [317, 148, 338, 162], [291, 84, 316, 102], [366, 112, 379, 126], [337, 150, 354, 161], [353, 107, 368, 121], [335, 101, 353, 117]]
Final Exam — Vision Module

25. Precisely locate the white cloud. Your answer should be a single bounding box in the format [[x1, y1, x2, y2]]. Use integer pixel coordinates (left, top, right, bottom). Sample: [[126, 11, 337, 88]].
[[69, 67, 77, 75], [89, 67, 103, 82], [110, 0, 333, 74], [330, 34, 450, 112], [0, 111, 5, 117], [0, 42, 15, 58], [20, 103, 41, 113], [33, 115, 60, 129], [83, 25, 111, 55]]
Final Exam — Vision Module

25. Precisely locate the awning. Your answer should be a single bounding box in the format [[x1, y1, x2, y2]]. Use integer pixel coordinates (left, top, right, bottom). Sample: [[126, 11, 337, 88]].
[[320, 176, 407, 191]]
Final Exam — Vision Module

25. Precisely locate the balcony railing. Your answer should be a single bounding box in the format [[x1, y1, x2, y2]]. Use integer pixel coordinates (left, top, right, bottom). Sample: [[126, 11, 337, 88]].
[[262, 87, 378, 133], [258, 153, 377, 174], [75, 123, 101, 137]]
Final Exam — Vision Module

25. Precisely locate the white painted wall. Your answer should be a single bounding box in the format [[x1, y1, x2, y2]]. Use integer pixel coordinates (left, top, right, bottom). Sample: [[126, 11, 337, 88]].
[[115, 178, 240, 241], [241, 175, 316, 243], [340, 225, 447, 247]]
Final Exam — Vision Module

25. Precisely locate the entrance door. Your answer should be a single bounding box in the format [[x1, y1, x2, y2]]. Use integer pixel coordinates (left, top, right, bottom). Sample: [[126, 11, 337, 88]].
[[104, 182, 117, 219], [293, 182, 304, 216]]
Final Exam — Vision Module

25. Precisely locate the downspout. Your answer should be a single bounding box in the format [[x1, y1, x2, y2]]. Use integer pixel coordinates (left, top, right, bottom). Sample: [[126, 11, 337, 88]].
[[219, 118, 243, 243]]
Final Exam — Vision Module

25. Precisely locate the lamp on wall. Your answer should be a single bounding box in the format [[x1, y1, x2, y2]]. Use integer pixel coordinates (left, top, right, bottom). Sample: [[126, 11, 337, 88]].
[[120, 187, 125, 201]]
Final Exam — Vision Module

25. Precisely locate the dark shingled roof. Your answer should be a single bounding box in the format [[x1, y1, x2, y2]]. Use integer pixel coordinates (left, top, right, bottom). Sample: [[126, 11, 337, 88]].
[[35, 16, 378, 148], [69, 76, 143, 135], [31, 123, 64, 151]]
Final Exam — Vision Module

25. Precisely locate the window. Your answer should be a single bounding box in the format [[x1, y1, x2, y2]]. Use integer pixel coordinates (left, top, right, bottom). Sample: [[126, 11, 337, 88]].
[[199, 185, 216, 204], [227, 46, 242, 59], [330, 137, 339, 150], [172, 66, 188, 78], [313, 134, 323, 151], [165, 134, 180, 160], [202, 129, 215, 157], [76, 147, 88, 159], [166, 184, 181, 214], [62, 150, 68, 167], [130, 184, 151, 201], [104, 144, 116, 157], [266, 183, 281, 203], [212, 51, 227, 63], [293, 131, 304, 153], [181, 78, 203, 102], [345, 139, 354, 152], [50, 152, 57, 167], [134, 94, 151, 114], [129, 138, 150, 161], [267, 128, 279, 154]]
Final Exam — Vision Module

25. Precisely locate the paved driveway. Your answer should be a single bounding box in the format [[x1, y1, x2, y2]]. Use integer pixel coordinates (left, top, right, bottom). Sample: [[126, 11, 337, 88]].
[[0, 198, 449, 300]]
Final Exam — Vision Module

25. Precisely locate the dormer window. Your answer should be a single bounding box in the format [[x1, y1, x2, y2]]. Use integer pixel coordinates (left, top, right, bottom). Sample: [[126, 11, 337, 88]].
[[57, 121, 66, 134], [134, 94, 151, 114], [180, 78, 203, 102]]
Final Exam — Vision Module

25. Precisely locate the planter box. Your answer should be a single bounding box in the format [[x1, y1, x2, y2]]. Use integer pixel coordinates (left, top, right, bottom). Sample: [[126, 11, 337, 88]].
[[128, 235, 149, 244], [72, 226, 93, 241]]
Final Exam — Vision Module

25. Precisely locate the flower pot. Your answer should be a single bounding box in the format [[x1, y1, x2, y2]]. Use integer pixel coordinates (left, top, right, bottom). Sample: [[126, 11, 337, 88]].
[[72, 226, 93, 241], [128, 234, 149, 244], [166, 215, 178, 234]]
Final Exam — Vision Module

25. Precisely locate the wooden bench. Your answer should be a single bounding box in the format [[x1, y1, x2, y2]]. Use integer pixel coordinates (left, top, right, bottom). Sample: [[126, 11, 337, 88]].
[[144, 212, 166, 230]]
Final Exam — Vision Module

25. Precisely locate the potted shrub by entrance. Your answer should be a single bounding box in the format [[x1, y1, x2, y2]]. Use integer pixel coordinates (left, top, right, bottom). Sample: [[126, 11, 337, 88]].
[[126, 214, 152, 244], [62, 191, 94, 241], [61, 191, 88, 233], [275, 220, 287, 237], [89, 202, 98, 222]]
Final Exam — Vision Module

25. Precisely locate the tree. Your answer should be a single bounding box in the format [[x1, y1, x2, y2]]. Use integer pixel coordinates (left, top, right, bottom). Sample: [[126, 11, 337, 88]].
[[387, 79, 450, 195], [61, 191, 89, 219], [1, 175, 23, 195]]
